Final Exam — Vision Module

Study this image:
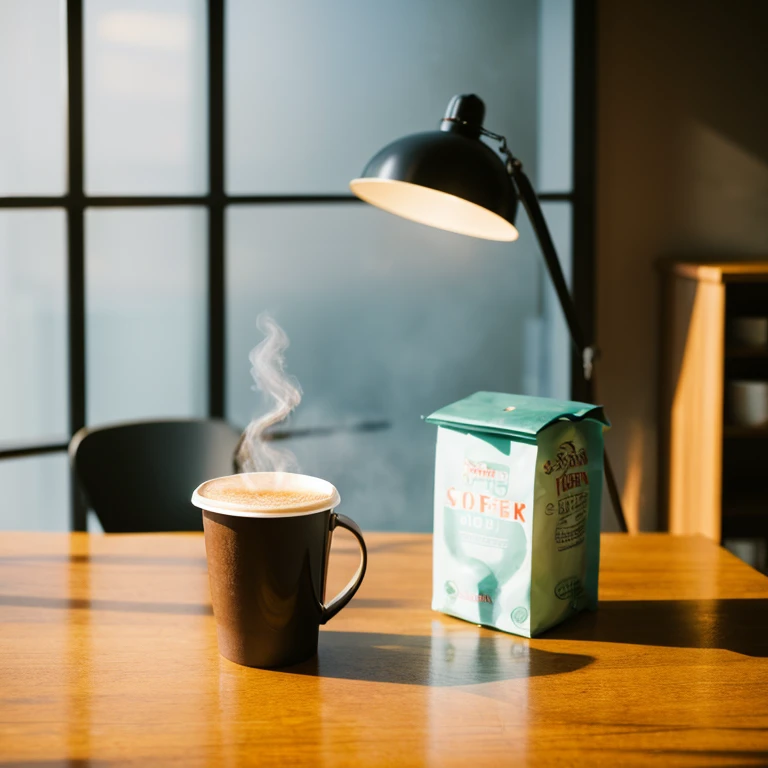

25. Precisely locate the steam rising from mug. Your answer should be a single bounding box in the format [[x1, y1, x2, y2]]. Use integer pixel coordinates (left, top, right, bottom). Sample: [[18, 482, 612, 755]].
[[236, 314, 302, 473]]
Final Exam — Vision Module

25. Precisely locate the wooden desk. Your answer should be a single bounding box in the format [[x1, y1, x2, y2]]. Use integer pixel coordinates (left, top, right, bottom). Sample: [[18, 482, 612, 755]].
[[0, 533, 767, 767]]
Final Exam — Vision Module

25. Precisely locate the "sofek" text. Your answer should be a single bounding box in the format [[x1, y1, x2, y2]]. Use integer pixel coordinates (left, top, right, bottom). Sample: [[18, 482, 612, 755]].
[[445, 488, 526, 522]]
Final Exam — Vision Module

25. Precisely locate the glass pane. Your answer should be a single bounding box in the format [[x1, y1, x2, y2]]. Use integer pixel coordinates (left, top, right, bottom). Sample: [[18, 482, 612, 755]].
[[227, 0, 543, 194], [0, 211, 68, 445], [0, 453, 70, 531], [225, 204, 569, 532], [84, 0, 208, 194], [86, 207, 207, 424], [537, 0, 574, 192], [0, 0, 67, 195]]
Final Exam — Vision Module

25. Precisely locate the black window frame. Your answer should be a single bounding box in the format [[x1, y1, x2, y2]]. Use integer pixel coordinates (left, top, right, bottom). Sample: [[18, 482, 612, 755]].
[[0, 0, 596, 531]]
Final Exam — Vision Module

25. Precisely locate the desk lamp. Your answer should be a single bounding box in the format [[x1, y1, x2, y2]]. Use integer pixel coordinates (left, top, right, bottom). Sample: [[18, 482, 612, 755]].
[[350, 94, 627, 532]]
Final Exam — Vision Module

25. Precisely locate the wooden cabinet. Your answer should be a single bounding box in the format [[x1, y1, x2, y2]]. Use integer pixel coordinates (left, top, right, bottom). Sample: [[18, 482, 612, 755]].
[[659, 261, 768, 544]]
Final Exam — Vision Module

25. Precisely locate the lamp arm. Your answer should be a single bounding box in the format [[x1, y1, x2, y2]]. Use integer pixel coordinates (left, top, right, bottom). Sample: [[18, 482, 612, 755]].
[[476, 127, 597, 374], [483, 134, 629, 533], [509, 161, 595, 371]]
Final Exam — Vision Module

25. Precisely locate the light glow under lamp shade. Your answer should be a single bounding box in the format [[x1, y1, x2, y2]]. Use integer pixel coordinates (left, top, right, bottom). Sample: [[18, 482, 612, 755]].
[[350, 178, 519, 242]]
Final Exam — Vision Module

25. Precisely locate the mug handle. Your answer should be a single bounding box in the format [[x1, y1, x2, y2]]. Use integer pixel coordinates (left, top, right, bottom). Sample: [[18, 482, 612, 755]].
[[320, 513, 368, 624]]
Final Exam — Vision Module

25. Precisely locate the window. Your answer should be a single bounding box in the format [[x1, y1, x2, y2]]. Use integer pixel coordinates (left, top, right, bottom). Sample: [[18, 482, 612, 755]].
[[0, 0, 590, 532]]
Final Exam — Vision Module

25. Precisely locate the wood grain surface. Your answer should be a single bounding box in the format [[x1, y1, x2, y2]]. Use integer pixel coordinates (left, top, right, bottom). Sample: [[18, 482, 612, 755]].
[[1, 532, 767, 767]]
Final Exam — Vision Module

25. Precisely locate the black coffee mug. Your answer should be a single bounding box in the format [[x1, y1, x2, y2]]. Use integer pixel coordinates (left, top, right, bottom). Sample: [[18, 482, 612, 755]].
[[192, 472, 367, 669]]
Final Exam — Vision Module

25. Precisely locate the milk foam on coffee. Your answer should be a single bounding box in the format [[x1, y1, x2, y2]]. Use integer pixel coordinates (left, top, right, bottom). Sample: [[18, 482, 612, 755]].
[[193, 472, 339, 516], [426, 392, 609, 638], [201, 480, 330, 510]]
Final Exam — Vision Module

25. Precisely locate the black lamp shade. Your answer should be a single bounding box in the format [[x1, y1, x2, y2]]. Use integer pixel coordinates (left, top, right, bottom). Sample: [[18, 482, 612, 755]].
[[350, 126, 519, 242]]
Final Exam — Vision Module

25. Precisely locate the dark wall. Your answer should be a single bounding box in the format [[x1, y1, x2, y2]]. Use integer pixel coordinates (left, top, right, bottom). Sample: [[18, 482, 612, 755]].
[[596, 0, 768, 531]]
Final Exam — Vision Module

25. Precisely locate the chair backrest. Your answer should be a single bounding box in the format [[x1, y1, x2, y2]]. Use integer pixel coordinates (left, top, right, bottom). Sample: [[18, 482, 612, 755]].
[[69, 419, 241, 533]]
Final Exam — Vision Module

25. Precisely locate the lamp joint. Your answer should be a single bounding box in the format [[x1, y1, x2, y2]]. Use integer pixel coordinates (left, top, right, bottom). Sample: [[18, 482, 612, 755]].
[[478, 128, 521, 176]]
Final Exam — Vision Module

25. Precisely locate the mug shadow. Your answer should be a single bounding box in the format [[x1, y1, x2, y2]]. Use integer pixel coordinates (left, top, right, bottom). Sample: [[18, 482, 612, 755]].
[[285, 630, 594, 687], [545, 599, 768, 657]]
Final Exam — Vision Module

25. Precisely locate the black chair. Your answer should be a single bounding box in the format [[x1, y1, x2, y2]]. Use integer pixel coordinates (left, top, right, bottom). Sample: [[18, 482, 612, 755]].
[[69, 419, 241, 533]]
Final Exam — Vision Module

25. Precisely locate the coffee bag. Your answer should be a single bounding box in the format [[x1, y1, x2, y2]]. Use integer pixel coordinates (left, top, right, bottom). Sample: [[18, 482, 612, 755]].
[[426, 392, 609, 637]]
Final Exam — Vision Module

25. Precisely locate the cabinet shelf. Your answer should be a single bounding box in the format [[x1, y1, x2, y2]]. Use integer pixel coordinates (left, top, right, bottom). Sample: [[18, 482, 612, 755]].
[[723, 495, 767, 517], [721, 493, 768, 539], [726, 346, 768, 358], [660, 259, 768, 542], [723, 424, 768, 438]]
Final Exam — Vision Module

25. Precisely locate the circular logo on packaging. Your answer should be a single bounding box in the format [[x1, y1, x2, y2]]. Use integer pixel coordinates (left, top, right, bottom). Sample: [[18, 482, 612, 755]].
[[511, 606, 529, 627], [444, 581, 458, 601], [554, 576, 583, 601]]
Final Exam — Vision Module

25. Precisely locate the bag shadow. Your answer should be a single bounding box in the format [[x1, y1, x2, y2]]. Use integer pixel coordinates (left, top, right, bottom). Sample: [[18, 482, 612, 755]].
[[287, 629, 594, 686], [544, 598, 768, 657]]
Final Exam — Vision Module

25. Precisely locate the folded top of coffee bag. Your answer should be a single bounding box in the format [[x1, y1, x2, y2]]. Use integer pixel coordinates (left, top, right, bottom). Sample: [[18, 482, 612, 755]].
[[426, 391, 608, 439]]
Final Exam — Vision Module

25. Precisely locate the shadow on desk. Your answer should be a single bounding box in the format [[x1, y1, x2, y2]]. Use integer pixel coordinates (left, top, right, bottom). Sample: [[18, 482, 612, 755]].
[[0, 552, 208, 568], [546, 599, 768, 657], [0, 594, 212, 616], [289, 630, 595, 687], [0, 763, 91, 767], [0, 763, 94, 768]]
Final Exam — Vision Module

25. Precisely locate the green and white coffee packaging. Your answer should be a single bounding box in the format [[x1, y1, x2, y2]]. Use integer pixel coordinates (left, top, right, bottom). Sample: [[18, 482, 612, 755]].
[[426, 391, 609, 637]]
